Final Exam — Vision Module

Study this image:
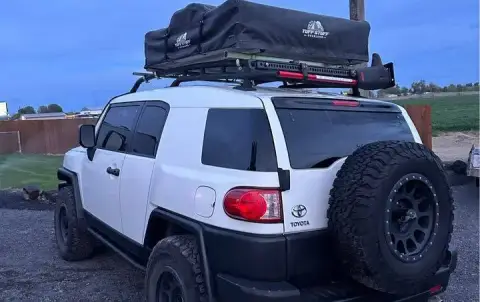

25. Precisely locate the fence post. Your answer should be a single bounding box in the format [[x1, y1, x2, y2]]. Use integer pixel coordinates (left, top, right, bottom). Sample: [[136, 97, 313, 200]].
[[405, 105, 432, 150]]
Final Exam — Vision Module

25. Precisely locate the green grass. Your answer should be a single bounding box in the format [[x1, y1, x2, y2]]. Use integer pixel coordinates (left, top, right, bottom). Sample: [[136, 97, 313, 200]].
[[0, 154, 63, 190], [391, 94, 479, 133]]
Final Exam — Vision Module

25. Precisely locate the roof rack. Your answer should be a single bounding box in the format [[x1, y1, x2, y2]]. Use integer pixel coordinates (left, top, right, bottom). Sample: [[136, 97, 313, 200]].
[[130, 50, 395, 96]]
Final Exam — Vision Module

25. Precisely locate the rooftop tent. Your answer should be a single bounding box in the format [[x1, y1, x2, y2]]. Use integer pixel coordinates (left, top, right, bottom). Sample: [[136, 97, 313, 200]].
[[144, 0, 371, 70], [137, 0, 395, 94]]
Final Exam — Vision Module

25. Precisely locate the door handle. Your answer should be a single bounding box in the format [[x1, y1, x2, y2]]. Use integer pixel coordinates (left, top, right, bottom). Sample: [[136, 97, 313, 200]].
[[106, 167, 120, 176]]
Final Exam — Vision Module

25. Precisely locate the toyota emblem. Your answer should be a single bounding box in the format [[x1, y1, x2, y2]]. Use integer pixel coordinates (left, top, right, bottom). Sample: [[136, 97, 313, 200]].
[[291, 205, 307, 218]]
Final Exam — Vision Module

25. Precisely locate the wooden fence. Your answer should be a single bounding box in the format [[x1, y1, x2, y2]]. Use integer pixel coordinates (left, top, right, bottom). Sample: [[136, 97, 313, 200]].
[[0, 119, 97, 154], [405, 105, 432, 149], [0, 105, 433, 155]]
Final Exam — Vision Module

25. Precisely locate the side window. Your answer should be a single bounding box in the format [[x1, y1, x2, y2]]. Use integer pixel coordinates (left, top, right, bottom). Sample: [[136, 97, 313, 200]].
[[131, 105, 168, 157], [96, 104, 141, 152], [202, 109, 277, 172]]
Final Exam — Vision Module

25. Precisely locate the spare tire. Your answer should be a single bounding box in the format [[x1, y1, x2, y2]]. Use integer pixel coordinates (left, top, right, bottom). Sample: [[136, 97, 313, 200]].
[[327, 140, 454, 295]]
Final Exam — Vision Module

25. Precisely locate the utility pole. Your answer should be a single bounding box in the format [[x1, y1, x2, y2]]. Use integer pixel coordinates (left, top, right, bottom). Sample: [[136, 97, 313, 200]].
[[349, 0, 365, 21], [349, 0, 369, 97]]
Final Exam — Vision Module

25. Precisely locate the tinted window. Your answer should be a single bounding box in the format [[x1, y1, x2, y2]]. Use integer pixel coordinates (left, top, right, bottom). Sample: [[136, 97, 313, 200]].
[[96, 105, 141, 152], [275, 107, 415, 169], [131, 105, 168, 157], [202, 109, 277, 172]]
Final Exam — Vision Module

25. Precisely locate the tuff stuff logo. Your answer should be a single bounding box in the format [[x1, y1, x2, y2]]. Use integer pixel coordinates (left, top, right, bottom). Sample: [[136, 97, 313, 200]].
[[174, 32, 191, 49], [303, 21, 329, 39]]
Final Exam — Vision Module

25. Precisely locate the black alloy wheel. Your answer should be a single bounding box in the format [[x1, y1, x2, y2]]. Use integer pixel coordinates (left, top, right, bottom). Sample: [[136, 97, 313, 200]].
[[156, 268, 185, 302], [58, 205, 69, 245], [384, 173, 439, 263]]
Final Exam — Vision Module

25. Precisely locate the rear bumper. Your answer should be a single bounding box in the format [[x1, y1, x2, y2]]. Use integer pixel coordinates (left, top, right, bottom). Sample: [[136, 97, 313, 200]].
[[215, 248, 457, 302]]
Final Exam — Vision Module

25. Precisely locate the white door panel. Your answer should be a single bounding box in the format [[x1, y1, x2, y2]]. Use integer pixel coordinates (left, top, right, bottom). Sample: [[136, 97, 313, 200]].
[[80, 149, 125, 233], [119, 154, 155, 244], [118, 102, 169, 244]]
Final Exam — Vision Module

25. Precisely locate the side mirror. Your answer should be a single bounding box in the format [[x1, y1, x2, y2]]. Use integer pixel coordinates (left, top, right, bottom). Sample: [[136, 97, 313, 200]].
[[79, 124, 96, 148]]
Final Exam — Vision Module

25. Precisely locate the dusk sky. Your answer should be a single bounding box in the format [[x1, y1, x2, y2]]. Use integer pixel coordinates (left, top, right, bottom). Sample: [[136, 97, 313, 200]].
[[1, 0, 478, 112]]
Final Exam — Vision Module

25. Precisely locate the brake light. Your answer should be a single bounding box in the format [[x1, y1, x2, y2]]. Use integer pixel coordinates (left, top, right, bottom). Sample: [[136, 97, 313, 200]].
[[332, 100, 359, 107], [223, 188, 282, 223]]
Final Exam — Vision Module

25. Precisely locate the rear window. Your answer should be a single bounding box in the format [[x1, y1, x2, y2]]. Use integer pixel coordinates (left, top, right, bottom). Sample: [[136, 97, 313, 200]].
[[202, 108, 277, 172], [273, 98, 415, 169]]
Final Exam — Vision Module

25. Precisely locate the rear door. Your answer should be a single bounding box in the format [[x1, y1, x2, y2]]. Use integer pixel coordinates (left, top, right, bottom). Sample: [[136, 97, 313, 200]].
[[262, 96, 416, 233], [119, 101, 169, 244]]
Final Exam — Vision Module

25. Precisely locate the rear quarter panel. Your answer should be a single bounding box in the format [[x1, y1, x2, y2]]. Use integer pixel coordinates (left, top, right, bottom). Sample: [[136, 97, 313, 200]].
[[144, 105, 284, 238]]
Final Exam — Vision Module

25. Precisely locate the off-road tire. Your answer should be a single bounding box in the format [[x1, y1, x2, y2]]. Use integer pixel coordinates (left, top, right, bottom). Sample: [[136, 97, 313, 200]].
[[54, 186, 95, 261], [327, 141, 454, 295], [145, 235, 207, 302]]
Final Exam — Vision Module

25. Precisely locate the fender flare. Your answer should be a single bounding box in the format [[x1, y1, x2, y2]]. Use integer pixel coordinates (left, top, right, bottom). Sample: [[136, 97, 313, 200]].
[[148, 208, 215, 302], [57, 167, 86, 225]]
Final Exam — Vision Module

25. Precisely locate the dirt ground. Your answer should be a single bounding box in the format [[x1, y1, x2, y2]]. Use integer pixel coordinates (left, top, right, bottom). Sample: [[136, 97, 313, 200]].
[[433, 131, 479, 162]]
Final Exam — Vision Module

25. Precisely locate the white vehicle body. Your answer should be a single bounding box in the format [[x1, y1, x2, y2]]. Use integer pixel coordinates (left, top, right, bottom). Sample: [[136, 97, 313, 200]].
[[63, 85, 422, 244]]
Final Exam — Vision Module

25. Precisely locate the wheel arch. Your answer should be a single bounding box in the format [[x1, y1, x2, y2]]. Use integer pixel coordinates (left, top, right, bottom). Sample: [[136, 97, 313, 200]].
[[57, 167, 85, 222], [144, 207, 214, 301]]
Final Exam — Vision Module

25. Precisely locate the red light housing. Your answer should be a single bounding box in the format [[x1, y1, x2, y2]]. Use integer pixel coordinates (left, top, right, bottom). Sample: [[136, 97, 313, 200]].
[[332, 100, 360, 107], [223, 188, 282, 223], [429, 284, 443, 295], [277, 71, 358, 85]]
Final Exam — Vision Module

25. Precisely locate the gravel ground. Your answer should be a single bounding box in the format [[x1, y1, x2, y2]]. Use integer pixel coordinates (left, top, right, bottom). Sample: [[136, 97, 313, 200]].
[[0, 184, 478, 302], [440, 182, 479, 302], [433, 132, 478, 162]]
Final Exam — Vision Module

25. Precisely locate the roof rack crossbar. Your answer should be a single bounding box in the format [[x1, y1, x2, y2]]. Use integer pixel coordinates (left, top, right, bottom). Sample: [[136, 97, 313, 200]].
[[130, 72, 156, 93], [131, 52, 395, 93]]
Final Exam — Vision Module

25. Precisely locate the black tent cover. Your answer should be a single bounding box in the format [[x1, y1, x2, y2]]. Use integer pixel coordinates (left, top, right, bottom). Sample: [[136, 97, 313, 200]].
[[144, 0, 371, 71]]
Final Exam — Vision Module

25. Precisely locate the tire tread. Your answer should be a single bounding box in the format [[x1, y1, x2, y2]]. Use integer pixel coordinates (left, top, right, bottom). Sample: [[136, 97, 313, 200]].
[[327, 141, 454, 294], [55, 186, 94, 261]]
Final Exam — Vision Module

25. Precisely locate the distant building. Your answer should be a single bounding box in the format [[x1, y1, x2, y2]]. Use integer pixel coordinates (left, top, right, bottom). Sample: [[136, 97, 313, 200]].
[[0, 102, 8, 119], [76, 108, 103, 119], [20, 112, 67, 120]]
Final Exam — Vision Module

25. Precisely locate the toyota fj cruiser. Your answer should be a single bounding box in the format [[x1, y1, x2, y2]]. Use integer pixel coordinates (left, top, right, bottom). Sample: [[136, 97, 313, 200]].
[[54, 1, 457, 301]]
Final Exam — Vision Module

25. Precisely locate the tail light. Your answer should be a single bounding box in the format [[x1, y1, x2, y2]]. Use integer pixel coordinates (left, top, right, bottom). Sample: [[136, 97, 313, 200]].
[[429, 285, 443, 295], [223, 188, 282, 223]]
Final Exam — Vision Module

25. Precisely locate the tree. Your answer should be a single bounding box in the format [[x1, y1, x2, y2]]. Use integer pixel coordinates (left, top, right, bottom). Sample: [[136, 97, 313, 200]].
[[400, 86, 409, 96], [81, 107, 89, 111], [47, 103, 63, 113], [38, 105, 48, 113], [11, 106, 35, 120], [447, 84, 457, 92], [427, 82, 441, 93], [36, 103, 63, 113], [378, 84, 401, 97], [411, 80, 427, 94], [18, 106, 35, 114]]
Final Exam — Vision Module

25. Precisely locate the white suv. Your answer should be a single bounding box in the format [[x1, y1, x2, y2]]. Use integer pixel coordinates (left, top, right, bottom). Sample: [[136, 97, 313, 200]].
[[54, 84, 456, 302]]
